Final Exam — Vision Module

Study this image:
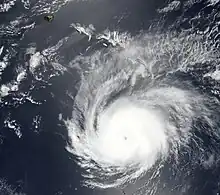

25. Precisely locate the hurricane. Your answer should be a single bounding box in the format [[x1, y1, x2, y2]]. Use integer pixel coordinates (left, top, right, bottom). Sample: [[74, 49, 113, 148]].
[[65, 30, 220, 191]]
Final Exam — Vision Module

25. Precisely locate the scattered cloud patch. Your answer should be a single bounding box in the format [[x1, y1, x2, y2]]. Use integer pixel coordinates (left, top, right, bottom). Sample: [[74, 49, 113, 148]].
[[157, 1, 181, 13]]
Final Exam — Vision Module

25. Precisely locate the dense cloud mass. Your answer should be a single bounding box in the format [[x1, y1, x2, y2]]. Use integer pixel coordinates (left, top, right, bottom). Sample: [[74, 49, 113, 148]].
[[65, 32, 220, 192]]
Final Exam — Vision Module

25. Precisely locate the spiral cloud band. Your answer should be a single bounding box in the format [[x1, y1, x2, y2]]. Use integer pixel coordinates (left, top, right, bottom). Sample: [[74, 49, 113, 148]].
[[65, 32, 220, 189]]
